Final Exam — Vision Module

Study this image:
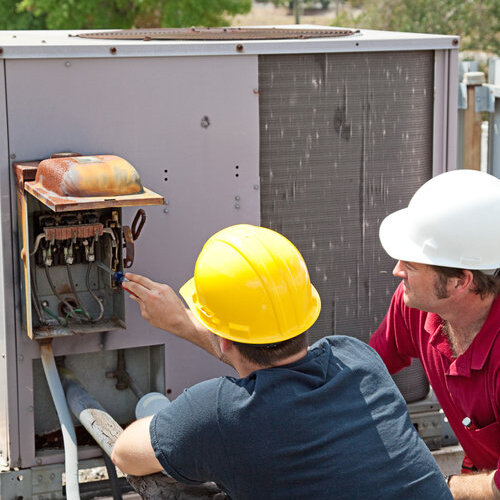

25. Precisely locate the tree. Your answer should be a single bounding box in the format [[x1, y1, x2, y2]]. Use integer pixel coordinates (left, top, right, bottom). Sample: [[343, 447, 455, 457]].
[[333, 0, 500, 54], [0, 0, 251, 30], [0, 0, 46, 29]]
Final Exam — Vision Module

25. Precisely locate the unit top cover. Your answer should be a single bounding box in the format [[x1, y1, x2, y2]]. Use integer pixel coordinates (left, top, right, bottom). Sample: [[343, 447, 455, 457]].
[[22, 154, 164, 212]]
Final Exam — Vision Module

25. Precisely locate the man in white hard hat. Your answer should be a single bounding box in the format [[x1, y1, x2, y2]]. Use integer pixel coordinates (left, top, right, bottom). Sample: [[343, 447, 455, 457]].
[[112, 224, 452, 500], [369, 169, 500, 500]]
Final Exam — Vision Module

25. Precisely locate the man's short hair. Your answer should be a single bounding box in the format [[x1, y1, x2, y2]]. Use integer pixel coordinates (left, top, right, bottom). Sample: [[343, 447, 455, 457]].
[[432, 265, 500, 299], [233, 332, 309, 367]]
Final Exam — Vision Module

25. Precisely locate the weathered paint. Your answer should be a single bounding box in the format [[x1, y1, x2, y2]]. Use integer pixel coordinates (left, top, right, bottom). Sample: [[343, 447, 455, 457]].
[[17, 160, 163, 212], [35, 155, 143, 197]]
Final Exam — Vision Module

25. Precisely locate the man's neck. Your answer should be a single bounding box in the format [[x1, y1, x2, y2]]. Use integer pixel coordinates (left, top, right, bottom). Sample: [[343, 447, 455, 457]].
[[235, 348, 309, 378], [441, 293, 495, 357]]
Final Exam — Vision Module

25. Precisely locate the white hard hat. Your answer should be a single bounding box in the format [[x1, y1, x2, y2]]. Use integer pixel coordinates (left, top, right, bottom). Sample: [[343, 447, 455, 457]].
[[379, 170, 500, 272]]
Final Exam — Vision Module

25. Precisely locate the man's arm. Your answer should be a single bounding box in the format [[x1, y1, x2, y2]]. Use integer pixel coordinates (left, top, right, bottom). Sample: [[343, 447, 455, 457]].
[[111, 416, 164, 476], [448, 471, 500, 500], [123, 273, 218, 358]]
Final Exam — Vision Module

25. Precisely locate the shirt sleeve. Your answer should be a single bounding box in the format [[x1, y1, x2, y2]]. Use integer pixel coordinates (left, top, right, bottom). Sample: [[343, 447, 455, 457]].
[[149, 378, 228, 484], [369, 283, 419, 374]]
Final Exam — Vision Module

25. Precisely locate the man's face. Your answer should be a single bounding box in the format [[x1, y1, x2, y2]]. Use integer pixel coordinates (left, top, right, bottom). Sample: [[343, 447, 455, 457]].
[[392, 260, 449, 313]]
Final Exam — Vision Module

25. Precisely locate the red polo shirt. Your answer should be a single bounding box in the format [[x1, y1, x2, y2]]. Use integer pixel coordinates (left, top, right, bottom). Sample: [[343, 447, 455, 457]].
[[369, 283, 500, 488]]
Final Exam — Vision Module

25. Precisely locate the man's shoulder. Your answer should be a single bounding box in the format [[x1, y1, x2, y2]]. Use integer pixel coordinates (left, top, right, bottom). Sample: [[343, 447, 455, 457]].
[[314, 334, 377, 355], [312, 335, 385, 369]]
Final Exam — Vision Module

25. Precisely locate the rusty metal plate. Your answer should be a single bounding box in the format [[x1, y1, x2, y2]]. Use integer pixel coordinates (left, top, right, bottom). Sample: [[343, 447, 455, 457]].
[[16, 161, 164, 212], [25, 182, 164, 212], [77, 27, 358, 41]]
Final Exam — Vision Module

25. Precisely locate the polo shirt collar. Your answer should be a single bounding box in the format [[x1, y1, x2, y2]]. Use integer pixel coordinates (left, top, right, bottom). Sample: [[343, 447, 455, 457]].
[[427, 295, 500, 375], [470, 294, 500, 371]]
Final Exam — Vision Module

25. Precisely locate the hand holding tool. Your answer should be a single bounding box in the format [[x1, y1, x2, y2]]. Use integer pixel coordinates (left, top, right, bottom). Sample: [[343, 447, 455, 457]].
[[96, 261, 129, 286]]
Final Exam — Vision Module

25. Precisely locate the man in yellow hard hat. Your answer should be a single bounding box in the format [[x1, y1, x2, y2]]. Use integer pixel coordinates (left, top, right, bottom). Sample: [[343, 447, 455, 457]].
[[112, 224, 451, 499], [369, 170, 500, 499]]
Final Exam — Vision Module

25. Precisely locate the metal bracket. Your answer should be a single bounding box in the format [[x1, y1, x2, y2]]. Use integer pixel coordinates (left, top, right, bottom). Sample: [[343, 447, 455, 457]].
[[475, 85, 495, 113], [458, 82, 467, 110]]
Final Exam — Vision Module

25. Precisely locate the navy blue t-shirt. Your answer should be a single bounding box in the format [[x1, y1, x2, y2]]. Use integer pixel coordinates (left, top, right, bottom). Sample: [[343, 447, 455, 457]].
[[151, 336, 451, 500]]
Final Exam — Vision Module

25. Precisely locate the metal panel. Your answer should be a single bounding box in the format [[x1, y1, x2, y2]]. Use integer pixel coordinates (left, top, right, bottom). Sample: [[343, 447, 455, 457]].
[[0, 29, 459, 60], [434, 49, 459, 175], [0, 60, 20, 468], [259, 51, 434, 345], [488, 58, 500, 178], [5, 55, 260, 466]]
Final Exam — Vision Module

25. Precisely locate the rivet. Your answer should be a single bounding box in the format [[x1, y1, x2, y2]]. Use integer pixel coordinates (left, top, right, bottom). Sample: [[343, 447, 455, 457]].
[[234, 195, 240, 201], [163, 208, 169, 214], [27, 406, 33, 412], [65, 61, 71, 67], [110, 47, 117, 54], [36, 458, 42, 465], [18, 355, 23, 362], [253, 184, 259, 190], [234, 203, 240, 209], [236, 44, 244, 53], [10, 153, 16, 160]]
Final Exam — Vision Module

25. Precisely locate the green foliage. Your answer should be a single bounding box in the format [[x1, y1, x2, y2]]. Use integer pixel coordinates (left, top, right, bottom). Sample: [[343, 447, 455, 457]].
[[1, 0, 251, 30], [160, 0, 252, 27], [0, 0, 46, 29], [334, 0, 500, 53]]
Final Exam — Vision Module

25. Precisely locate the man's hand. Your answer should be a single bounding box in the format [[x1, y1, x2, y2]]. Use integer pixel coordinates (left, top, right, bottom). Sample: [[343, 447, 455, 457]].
[[448, 471, 500, 499], [123, 273, 218, 357], [124, 274, 188, 332]]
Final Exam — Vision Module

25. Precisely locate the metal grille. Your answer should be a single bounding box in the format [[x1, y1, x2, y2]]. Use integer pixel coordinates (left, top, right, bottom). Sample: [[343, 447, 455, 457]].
[[259, 51, 434, 345], [77, 27, 357, 41]]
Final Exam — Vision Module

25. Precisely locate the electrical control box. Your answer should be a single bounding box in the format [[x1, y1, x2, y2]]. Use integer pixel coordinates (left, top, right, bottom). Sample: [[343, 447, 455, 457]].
[[14, 154, 164, 339]]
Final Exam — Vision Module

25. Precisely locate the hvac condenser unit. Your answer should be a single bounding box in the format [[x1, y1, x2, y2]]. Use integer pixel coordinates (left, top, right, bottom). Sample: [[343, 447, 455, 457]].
[[0, 27, 458, 498]]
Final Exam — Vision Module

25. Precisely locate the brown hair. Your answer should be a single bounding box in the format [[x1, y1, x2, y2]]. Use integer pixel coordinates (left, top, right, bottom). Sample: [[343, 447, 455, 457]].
[[432, 265, 500, 299], [233, 332, 309, 367]]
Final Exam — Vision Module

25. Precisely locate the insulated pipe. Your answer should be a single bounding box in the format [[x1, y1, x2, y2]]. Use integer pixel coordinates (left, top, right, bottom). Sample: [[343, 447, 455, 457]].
[[39, 343, 81, 500], [60, 369, 123, 457], [59, 369, 227, 500]]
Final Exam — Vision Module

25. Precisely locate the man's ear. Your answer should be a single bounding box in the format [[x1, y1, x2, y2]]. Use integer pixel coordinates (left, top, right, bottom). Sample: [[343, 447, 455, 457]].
[[454, 270, 474, 293], [219, 337, 233, 354]]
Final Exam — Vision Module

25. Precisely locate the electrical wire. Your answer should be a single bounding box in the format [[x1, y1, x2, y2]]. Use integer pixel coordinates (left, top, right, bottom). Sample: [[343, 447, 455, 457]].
[[85, 262, 104, 322], [44, 264, 80, 321], [65, 263, 92, 321], [30, 233, 46, 256], [29, 266, 44, 322]]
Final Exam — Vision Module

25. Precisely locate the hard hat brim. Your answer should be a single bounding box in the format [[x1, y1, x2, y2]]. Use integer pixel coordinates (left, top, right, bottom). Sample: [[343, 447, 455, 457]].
[[179, 276, 321, 344], [379, 208, 435, 266]]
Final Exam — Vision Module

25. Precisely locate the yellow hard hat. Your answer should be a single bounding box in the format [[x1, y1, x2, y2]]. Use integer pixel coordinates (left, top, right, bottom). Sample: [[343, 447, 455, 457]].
[[179, 224, 321, 344]]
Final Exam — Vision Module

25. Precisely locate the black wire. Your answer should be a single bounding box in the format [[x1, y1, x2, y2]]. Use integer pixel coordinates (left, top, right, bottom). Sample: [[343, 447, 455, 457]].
[[102, 452, 123, 500]]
